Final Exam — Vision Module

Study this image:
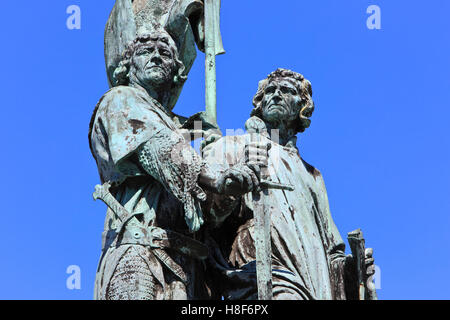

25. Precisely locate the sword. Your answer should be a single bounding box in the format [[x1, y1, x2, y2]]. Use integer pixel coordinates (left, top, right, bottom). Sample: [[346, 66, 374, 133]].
[[225, 135, 295, 300], [347, 229, 366, 300], [347, 229, 378, 300], [253, 187, 273, 300], [224, 184, 278, 301]]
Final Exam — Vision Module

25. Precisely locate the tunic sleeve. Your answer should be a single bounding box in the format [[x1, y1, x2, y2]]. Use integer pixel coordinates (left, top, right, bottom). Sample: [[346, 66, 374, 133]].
[[90, 86, 172, 184], [136, 128, 206, 233], [90, 86, 206, 232], [202, 136, 246, 227], [314, 173, 349, 299], [315, 174, 345, 253]]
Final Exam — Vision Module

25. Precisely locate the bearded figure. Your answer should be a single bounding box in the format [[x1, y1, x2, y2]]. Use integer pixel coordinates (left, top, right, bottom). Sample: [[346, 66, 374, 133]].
[[203, 69, 376, 300]]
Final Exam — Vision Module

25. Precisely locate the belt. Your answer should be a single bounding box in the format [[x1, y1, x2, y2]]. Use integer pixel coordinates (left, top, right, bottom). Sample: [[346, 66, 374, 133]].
[[94, 182, 208, 284], [119, 225, 209, 260], [102, 225, 207, 285]]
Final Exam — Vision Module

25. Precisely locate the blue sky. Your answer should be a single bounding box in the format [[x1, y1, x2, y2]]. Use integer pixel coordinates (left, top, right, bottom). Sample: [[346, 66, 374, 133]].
[[1, 0, 449, 299]]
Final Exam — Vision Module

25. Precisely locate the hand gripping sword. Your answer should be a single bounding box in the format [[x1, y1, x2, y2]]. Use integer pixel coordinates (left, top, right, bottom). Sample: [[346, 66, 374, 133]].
[[250, 136, 294, 301], [225, 136, 295, 300], [347, 229, 378, 300]]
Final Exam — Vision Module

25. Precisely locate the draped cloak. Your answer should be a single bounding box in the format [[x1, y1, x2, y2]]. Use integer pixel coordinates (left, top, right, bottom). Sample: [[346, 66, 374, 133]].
[[89, 85, 208, 300], [204, 134, 348, 300]]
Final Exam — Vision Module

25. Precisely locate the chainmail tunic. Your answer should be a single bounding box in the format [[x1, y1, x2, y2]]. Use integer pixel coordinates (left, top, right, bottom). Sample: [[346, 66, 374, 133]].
[[137, 130, 206, 232]]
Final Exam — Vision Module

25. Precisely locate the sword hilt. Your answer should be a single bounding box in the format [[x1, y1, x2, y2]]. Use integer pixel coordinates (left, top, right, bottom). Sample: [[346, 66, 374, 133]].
[[93, 182, 127, 224], [93, 182, 112, 201], [260, 180, 295, 191], [93, 182, 138, 234], [348, 229, 366, 300]]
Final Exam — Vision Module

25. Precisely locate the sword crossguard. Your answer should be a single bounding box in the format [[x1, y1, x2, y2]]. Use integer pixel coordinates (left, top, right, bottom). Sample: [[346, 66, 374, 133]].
[[225, 178, 294, 192], [93, 182, 112, 201], [261, 180, 295, 191]]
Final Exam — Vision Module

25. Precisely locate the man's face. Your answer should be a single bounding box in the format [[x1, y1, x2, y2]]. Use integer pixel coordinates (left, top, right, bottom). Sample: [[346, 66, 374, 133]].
[[131, 39, 176, 89], [261, 78, 302, 124]]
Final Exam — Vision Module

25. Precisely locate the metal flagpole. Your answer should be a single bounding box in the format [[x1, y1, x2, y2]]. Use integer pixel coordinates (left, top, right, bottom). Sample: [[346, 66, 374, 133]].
[[204, 0, 225, 126]]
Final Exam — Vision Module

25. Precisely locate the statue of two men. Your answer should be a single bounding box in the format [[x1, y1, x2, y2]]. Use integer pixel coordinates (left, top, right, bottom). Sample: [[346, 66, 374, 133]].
[[89, 0, 376, 300]]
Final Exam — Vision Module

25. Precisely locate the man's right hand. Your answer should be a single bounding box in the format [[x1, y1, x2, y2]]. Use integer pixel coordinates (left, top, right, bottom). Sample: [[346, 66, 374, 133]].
[[216, 163, 262, 196], [216, 138, 270, 196]]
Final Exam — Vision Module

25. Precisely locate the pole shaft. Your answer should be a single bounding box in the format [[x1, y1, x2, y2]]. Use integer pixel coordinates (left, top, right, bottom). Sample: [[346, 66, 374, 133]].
[[205, 0, 217, 125]]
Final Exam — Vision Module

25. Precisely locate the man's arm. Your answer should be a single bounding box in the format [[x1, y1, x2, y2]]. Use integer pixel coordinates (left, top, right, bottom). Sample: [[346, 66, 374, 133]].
[[135, 128, 262, 232], [200, 134, 268, 228], [311, 172, 350, 299], [135, 126, 207, 232], [314, 173, 376, 300]]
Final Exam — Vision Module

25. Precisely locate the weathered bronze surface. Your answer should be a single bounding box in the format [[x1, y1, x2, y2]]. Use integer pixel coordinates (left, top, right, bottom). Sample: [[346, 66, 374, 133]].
[[89, 0, 377, 300]]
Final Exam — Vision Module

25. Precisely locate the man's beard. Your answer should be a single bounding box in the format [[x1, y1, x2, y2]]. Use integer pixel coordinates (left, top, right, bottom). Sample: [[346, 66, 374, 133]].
[[140, 68, 172, 90], [264, 102, 296, 122]]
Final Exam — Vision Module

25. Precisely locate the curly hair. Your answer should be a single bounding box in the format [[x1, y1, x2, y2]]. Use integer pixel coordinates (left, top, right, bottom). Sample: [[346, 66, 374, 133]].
[[112, 31, 187, 87], [251, 68, 315, 133]]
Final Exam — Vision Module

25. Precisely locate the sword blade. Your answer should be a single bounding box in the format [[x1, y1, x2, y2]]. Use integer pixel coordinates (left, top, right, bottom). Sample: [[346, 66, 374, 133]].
[[253, 188, 273, 300]]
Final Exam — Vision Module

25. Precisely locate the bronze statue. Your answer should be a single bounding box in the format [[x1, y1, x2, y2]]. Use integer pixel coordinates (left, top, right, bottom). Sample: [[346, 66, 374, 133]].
[[89, 0, 377, 300]]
